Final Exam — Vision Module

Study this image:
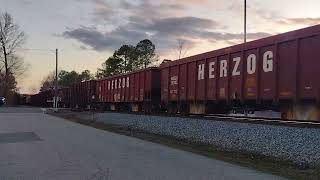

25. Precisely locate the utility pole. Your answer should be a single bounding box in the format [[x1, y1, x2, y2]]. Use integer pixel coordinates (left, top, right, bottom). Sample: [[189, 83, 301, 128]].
[[54, 48, 58, 110], [244, 0, 247, 43]]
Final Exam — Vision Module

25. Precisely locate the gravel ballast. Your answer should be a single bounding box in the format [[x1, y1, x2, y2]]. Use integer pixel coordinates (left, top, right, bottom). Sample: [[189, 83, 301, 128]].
[[75, 111, 320, 167]]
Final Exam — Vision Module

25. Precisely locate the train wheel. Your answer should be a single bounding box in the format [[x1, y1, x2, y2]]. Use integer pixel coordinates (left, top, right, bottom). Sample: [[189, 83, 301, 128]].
[[282, 104, 320, 121], [167, 103, 177, 114]]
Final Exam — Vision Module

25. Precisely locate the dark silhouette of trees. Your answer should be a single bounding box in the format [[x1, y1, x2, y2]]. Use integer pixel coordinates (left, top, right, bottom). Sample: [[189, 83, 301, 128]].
[[135, 39, 157, 69], [96, 39, 158, 78], [79, 69, 94, 81], [0, 72, 16, 95], [40, 70, 94, 91], [96, 56, 123, 78], [0, 12, 26, 96], [114, 45, 137, 72]]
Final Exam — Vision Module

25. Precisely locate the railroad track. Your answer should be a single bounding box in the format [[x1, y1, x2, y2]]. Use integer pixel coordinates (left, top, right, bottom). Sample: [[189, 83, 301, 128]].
[[49, 105, 319, 128], [74, 108, 320, 128], [128, 111, 320, 128], [189, 114, 320, 128]]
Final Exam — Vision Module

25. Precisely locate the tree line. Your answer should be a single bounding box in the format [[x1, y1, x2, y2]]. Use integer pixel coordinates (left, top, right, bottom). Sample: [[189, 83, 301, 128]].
[[0, 11, 159, 96], [39, 70, 94, 91], [40, 39, 158, 91], [96, 39, 157, 78], [0, 12, 28, 104]]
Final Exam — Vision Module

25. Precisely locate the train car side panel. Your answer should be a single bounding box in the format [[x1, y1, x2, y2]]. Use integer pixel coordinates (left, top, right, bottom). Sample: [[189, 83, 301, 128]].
[[107, 79, 110, 102], [187, 62, 196, 101], [259, 46, 276, 100], [278, 40, 297, 100], [95, 80, 100, 103], [152, 69, 161, 101], [161, 68, 169, 102], [134, 73, 139, 101], [139, 71, 145, 101], [125, 76, 130, 102], [196, 60, 206, 101], [169, 66, 179, 102], [179, 64, 187, 101], [244, 49, 258, 100], [206, 58, 217, 101], [145, 71, 151, 100], [230, 52, 244, 101], [130, 74, 135, 102], [299, 35, 320, 100], [217, 55, 229, 100]]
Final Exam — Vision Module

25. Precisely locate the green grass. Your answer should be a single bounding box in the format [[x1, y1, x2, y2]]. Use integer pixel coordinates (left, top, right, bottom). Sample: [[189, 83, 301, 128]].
[[49, 112, 320, 180]]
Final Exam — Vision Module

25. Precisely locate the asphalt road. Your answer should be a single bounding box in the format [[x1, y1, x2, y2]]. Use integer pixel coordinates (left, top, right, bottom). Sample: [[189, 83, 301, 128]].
[[0, 107, 285, 180]]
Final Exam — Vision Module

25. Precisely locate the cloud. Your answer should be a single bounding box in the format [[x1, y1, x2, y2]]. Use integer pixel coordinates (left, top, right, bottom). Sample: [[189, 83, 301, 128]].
[[92, 0, 115, 20], [62, 0, 272, 54], [133, 16, 217, 36], [227, 1, 280, 21], [89, 0, 186, 24], [63, 26, 146, 51], [277, 18, 320, 26], [62, 16, 216, 51], [63, 15, 270, 53], [22, 0, 33, 6]]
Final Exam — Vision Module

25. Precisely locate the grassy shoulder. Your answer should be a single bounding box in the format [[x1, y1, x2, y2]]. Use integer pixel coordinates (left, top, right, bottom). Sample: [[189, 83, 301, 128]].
[[49, 112, 320, 180]]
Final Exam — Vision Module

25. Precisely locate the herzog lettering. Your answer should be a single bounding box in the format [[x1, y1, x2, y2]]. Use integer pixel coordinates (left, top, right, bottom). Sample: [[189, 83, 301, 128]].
[[198, 51, 273, 80]]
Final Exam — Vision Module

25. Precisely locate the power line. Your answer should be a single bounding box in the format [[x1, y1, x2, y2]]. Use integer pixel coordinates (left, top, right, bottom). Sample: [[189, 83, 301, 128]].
[[16, 48, 56, 53]]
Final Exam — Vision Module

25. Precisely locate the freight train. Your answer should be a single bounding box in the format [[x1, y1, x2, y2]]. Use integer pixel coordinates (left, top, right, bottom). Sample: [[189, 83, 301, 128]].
[[30, 25, 320, 121]]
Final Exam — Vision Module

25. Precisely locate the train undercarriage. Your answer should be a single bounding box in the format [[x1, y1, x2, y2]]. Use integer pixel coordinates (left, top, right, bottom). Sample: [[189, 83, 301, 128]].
[[162, 100, 320, 121], [67, 99, 320, 121]]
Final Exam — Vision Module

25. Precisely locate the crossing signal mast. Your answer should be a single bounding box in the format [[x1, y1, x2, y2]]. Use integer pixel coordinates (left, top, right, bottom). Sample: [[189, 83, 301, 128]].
[[54, 48, 58, 110]]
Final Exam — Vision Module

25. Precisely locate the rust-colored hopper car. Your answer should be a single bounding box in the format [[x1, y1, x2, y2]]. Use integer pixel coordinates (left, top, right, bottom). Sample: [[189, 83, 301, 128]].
[[95, 67, 161, 112], [160, 25, 320, 120], [70, 80, 96, 109], [30, 25, 320, 121]]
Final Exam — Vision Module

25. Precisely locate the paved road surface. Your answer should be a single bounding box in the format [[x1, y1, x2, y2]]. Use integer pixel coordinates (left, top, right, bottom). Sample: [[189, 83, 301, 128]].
[[0, 107, 285, 180]]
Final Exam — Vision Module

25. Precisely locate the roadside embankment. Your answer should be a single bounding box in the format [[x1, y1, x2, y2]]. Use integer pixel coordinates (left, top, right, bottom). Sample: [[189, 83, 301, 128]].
[[49, 110, 320, 179], [52, 110, 320, 168]]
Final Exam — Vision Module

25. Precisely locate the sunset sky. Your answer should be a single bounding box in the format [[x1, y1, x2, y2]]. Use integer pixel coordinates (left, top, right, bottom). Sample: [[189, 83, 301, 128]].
[[1, 0, 320, 93]]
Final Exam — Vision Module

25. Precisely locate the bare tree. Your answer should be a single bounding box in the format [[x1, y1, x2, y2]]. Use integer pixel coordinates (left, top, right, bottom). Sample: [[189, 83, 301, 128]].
[[39, 71, 56, 92], [175, 38, 192, 60], [0, 12, 26, 96], [1, 54, 29, 79], [27, 85, 38, 94], [177, 39, 184, 60]]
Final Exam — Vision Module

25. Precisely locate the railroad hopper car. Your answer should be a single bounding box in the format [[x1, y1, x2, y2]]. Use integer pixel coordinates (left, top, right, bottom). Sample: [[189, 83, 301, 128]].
[[160, 25, 320, 120], [70, 80, 96, 109], [95, 67, 161, 112], [21, 94, 32, 105], [58, 87, 70, 108], [30, 89, 54, 107], [30, 88, 69, 107]]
